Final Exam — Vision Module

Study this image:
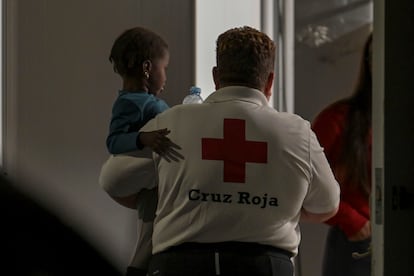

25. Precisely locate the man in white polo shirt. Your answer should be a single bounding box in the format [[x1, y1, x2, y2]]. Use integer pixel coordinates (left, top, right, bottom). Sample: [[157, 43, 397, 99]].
[[100, 26, 339, 276]]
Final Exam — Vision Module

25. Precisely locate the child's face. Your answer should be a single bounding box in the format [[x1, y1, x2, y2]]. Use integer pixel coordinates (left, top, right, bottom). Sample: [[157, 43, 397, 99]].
[[149, 50, 169, 96]]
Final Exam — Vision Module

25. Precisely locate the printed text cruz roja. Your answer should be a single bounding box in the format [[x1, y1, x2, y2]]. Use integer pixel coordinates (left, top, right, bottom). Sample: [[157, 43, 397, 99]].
[[188, 189, 279, 209]]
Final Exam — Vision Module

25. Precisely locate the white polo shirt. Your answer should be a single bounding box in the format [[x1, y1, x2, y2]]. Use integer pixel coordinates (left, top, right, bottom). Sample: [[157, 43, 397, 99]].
[[101, 86, 339, 256]]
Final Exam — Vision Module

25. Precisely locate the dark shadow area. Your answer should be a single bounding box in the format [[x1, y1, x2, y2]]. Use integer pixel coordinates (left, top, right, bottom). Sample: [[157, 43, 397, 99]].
[[0, 175, 122, 276]]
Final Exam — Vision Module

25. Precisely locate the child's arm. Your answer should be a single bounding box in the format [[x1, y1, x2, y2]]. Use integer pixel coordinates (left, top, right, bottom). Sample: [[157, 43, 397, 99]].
[[107, 99, 142, 154], [139, 129, 184, 162]]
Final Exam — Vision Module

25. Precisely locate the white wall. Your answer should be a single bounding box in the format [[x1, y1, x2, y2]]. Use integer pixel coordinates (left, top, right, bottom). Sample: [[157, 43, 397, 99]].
[[195, 0, 261, 99]]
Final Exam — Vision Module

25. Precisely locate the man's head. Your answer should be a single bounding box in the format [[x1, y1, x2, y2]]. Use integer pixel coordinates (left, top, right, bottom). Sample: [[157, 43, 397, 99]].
[[213, 26, 276, 99]]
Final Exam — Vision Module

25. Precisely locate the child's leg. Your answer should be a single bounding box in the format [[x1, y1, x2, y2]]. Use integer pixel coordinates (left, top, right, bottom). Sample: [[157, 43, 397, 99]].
[[127, 188, 157, 275]]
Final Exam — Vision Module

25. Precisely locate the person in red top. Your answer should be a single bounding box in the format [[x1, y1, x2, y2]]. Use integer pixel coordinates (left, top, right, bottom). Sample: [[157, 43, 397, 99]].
[[312, 33, 372, 276]]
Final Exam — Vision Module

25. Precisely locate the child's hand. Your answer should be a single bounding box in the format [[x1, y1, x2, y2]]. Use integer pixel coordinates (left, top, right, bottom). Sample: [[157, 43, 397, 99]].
[[139, 129, 184, 162]]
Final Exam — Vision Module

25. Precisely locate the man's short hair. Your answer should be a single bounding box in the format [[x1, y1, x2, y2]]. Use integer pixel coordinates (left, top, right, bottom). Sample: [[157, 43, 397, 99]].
[[216, 26, 276, 89]]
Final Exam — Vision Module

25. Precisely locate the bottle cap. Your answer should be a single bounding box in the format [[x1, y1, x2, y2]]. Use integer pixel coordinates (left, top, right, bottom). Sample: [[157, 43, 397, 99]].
[[190, 86, 201, 94]]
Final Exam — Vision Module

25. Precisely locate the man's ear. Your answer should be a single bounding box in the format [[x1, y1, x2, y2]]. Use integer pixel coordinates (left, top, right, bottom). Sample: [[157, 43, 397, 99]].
[[212, 66, 220, 90], [264, 72, 274, 100]]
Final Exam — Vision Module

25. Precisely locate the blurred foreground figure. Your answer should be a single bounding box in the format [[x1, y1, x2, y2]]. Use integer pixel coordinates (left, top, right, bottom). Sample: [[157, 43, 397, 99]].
[[0, 175, 121, 275]]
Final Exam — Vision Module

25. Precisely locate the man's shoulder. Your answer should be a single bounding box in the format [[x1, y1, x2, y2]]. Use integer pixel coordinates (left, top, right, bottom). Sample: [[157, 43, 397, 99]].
[[271, 110, 310, 128]]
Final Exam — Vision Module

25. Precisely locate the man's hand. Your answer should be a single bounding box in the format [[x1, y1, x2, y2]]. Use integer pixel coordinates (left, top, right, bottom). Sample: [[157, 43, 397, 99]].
[[139, 129, 184, 162]]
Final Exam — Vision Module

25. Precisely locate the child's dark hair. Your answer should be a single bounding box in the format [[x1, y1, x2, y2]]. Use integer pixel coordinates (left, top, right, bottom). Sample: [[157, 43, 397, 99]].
[[109, 27, 168, 77]]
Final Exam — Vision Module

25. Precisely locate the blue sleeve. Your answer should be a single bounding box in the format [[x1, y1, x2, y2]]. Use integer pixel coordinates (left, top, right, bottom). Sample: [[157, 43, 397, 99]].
[[106, 99, 141, 154], [144, 99, 169, 119], [135, 99, 169, 149]]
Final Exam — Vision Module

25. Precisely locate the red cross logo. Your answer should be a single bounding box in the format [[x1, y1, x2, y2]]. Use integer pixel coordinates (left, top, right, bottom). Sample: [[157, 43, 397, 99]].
[[202, 118, 268, 183]]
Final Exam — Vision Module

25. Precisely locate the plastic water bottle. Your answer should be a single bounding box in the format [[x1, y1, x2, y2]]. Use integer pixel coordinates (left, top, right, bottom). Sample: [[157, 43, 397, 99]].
[[182, 86, 203, 104]]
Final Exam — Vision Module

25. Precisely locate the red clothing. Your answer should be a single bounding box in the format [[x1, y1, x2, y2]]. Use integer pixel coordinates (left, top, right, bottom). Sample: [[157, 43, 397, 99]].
[[312, 102, 370, 237]]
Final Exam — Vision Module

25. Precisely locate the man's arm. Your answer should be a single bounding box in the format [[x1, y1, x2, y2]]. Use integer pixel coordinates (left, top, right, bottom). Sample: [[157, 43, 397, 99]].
[[99, 150, 157, 208], [302, 128, 341, 222], [300, 206, 339, 223]]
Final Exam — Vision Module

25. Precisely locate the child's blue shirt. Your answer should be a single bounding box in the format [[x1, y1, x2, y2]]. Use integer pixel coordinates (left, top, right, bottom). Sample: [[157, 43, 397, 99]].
[[106, 90, 169, 154]]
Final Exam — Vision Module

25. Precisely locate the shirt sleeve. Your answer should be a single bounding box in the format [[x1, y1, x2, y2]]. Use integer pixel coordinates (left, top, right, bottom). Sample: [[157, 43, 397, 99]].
[[302, 128, 340, 214], [135, 99, 169, 149], [106, 99, 141, 154], [311, 105, 369, 237], [99, 150, 157, 197], [139, 115, 159, 132], [326, 200, 368, 237], [311, 108, 344, 164]]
